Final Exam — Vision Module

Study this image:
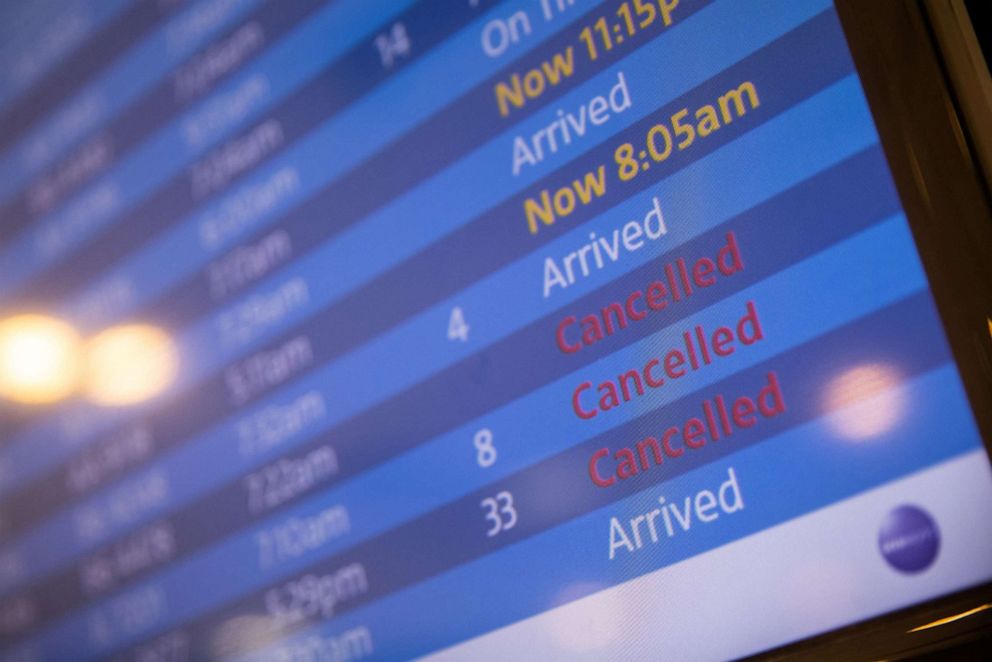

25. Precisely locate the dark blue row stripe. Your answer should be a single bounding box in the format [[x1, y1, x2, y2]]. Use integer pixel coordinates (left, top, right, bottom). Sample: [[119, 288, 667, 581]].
[[0, 144, 898, 646], [0, 0, 183, 156], [130, 0, 715, 332], [0, 0, 497, 444], [116, 290, 950, 660], [0, 0, 325, 443], [5, 0, 508, 305], [0, 0, 681, 499], [0, 8, 853, 545], [0, 0, 326, 248]]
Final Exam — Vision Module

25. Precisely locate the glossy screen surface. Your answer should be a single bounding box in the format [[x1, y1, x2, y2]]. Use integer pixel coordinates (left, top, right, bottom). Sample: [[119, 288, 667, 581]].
[[0, 1, 990, 660]]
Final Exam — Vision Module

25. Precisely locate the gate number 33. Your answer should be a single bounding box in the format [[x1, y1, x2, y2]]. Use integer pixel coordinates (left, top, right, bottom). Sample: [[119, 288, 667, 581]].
[[480, 491, 517, 537]]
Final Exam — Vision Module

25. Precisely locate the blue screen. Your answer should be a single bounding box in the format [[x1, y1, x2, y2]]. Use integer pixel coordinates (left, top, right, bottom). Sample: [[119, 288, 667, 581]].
[[0, 1, 990, 660]]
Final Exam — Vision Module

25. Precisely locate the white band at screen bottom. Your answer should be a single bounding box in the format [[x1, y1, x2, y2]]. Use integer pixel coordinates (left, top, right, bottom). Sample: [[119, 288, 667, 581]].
[[425, 450, 992, 662]]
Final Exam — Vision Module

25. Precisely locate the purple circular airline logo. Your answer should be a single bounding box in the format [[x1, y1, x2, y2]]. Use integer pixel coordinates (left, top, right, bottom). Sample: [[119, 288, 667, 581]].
[[878, 505, 940, 574]]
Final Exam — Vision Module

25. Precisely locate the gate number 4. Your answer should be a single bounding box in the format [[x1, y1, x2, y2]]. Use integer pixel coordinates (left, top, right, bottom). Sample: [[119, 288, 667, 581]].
[[448, 307, 470, 342]]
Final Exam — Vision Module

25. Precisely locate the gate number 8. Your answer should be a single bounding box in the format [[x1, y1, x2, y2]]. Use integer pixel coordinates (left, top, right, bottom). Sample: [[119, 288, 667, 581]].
[[473, 428, 496, 467]]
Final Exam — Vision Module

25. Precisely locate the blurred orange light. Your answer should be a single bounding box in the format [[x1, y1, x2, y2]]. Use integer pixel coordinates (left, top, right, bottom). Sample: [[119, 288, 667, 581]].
[[824, 363, 903, 440], [909, 603, 992, 632], [83, 324, 178, 406], [0, 314, 81, 404]]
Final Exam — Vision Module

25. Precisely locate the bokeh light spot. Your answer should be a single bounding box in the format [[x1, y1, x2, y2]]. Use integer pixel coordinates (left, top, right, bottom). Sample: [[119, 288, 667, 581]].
[[84, 324, 178, 406], [0, 314, 81, 404], [824, 363, 904, 440]]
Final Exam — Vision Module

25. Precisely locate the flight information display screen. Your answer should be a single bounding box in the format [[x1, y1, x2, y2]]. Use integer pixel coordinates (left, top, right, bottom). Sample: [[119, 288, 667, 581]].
[[0, 0, 991, 660]]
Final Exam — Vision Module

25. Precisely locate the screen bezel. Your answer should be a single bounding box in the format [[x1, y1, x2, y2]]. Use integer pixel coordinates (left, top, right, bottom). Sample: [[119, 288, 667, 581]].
[[753, 1, 992, 657]]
